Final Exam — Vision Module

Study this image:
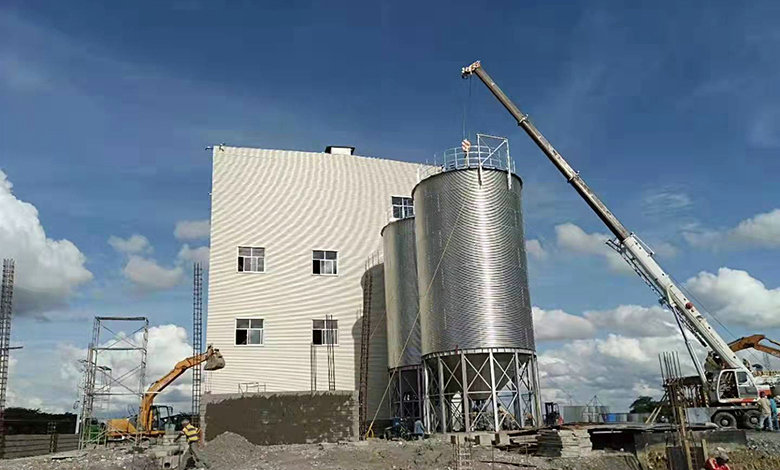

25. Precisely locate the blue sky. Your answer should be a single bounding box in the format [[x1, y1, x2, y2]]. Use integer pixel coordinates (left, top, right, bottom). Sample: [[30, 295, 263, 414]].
[[1, 1, 779, 411]]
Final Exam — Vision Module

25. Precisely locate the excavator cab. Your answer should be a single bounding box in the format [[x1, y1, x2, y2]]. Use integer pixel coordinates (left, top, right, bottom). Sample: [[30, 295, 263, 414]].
[[204, 347, 225, 370]]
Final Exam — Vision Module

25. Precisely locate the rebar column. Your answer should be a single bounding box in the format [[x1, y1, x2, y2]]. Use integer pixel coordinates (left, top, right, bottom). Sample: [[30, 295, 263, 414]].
[[192, 263, 203, 425], [0, 260, 15, 457]]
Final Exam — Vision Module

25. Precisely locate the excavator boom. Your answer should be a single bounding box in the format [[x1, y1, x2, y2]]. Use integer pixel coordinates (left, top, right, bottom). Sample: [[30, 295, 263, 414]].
[[729, 335, 780, 359]]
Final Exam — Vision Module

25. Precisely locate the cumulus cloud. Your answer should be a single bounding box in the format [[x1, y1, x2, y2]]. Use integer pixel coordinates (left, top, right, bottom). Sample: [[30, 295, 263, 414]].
[[584, 305, 678, 338], [108, 234, 151, 254], [525, 239, 547, 260], [555, 223, 630, 273], [174, 219, 210, 241], [0, 170, 92, 314], [685, 267, 780, 327], [13, 324, 195, 414], [177, 244, 210, 268], [684, 209, 780, 250], [539, 334, 703, 410], [123, 256, 184, 291], [532, 306, 595, 340]]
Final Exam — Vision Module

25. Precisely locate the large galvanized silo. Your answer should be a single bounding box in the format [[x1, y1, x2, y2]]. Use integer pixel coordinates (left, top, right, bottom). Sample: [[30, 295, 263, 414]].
[[382, 217, 423, 421], [414, 136, 542, 433]]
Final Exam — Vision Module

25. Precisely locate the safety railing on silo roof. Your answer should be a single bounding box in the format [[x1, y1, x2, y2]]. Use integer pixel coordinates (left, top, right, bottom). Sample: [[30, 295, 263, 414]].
[[417, 134, 515, 185]]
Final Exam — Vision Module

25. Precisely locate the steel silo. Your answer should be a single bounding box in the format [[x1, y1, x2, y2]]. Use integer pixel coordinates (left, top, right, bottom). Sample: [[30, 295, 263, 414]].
[[382, 217, 422, 369], [382, 217, 423, 421], [414, 137, 541, 434]]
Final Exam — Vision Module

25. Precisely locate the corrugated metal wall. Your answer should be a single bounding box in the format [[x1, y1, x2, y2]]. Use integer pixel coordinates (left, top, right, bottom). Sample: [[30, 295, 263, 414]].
[[206, 146, 428, 420]]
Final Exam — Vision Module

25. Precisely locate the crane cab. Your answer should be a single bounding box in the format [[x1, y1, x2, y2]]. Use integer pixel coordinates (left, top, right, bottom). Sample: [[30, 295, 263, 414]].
[[714, 369, 760, 403]]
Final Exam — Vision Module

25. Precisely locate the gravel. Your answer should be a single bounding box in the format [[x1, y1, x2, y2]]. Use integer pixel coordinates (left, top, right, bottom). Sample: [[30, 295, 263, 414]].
[[0, 447, 158, 470]]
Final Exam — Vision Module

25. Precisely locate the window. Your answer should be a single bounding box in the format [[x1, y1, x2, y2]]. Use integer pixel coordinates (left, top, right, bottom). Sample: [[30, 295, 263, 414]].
[[312, 319, 338, 345], [235, 318, 264, 345], [391, 196, 414, 219], [238, 246, 265, 273], [312, 250, 338, 275]]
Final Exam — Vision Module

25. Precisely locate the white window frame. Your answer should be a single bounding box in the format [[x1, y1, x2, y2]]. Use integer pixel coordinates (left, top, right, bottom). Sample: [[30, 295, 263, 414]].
[[312, 250, 338, 276], [312, 319, 338, 346], [235, 318, 264, 346], [238, 246, 266, 273], [391, 196, 414, 219]]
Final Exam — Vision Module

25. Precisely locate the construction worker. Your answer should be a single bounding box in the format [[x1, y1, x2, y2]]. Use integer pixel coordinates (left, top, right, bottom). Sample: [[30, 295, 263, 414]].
[[704, 448, 730, 470], [770, 392, 778, 432], [179, 419, 210, 469], [758, 392, 774, 431]]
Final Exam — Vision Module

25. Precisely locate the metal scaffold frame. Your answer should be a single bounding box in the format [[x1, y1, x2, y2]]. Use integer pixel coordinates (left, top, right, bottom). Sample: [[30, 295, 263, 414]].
[[192, 262, 203, 425], [0, 260, 15, 457], [423, 349, 541, 433], [388, 365, 423, 423], [78, 316, 149, 449]]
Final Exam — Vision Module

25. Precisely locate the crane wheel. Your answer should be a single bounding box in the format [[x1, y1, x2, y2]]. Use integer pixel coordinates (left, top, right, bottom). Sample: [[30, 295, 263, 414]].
[[741, 410, 762, 429], [712, 412, 737, 429]]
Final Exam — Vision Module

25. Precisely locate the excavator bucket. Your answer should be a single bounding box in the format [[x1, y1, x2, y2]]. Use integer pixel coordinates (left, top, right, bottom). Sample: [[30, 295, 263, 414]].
[[205, 349, 226, 371]]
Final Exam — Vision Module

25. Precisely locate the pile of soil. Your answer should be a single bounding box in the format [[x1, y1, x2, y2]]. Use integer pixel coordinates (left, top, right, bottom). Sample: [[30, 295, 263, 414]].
[[200, 432, 640, 470]]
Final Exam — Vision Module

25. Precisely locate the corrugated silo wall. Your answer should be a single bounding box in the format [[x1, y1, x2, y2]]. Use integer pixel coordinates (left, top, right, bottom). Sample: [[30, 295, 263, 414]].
[[361, 263, 390, 422], [413, 168, 535, 355], [382, 218, 422, 369]]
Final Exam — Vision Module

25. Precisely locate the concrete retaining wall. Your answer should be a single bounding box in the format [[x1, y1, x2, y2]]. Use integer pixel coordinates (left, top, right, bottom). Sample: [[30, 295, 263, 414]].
[[203, 391, 359, 445], [3, 434, 78, 459]]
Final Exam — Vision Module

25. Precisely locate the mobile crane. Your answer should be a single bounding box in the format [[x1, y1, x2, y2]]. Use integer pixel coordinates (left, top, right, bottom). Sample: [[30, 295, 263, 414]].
[[106, 345, 225, 440], [461, 61, 762, 429]]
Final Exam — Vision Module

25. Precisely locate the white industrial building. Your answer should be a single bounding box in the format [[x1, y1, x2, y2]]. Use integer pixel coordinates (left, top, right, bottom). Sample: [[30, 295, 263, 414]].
[[205, 144, 430, 420]]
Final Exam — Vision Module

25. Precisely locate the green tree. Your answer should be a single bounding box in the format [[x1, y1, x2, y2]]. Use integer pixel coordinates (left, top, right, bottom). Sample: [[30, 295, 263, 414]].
[[629, 396, 660, 414]]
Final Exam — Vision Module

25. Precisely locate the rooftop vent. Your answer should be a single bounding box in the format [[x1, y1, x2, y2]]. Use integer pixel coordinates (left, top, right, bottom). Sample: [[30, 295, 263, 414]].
[[325, 146, 355, 155]]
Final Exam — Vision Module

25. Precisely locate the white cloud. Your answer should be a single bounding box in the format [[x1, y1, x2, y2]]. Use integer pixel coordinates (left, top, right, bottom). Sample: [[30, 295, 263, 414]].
[[8, 325, 194, 414], [108, 234, 151, 254], [123, 256, 184, 291], [532, 306, 595, 340], [525, 239, 547, 260], [177, 244, 210, 268], [174, 219, 210, 241], [539, 334, 703, 410], [748, 108, 780, 148], [555, 223, 630, 273], [642, 190, 692, 216], [685, 267, 780, 327], [0, 170, 92, 314], [584, 304, 678, 338], [650, 241, 678, 258], [684, 209, 780, 250]]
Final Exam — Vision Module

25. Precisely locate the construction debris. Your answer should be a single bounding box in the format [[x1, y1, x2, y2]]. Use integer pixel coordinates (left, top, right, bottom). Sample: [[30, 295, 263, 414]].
[[536, 428, 593, 458]]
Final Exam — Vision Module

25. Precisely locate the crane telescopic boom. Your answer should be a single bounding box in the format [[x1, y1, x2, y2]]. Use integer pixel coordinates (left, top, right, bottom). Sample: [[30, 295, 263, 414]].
[[460, 60, 748, 378]]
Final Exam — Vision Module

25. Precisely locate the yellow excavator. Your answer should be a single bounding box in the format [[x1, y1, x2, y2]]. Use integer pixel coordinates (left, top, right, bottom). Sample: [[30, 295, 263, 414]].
[[106, 345, 225, 440]]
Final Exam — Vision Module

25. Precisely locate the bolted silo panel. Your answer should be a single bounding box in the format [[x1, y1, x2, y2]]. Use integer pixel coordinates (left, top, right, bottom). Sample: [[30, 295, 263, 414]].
[[382, 217, 422, 369], [414, 168, 535, 355]]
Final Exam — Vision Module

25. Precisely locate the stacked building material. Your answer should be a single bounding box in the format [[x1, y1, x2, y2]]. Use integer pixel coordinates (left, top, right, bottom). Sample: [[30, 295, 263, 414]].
[[536, 429, 592, 457]]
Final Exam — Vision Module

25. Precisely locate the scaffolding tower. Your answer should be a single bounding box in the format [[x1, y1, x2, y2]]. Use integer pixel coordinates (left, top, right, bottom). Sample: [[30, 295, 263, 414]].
[[79, 316, 148, 448], [192, 262, 203, 426], [0, 260, 15, 457]]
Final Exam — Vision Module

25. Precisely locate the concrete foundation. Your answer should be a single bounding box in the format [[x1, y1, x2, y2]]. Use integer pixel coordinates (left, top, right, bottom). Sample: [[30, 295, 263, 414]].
[[202, 391, 359, 445]]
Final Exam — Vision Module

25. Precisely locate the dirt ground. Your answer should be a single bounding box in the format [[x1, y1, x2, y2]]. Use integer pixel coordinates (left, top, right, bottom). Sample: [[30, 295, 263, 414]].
[[0, 430, 779, 470]]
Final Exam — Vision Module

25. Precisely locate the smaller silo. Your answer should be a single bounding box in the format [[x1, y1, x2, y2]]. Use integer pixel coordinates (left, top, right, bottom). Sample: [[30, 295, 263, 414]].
[[382, 217, 423, 421]]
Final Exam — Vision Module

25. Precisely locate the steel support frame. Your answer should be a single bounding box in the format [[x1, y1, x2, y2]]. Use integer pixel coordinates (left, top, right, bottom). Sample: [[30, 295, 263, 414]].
[[79, 316, 149, 449], [423, 348, 541, 433], [388, 365, 423, 423]]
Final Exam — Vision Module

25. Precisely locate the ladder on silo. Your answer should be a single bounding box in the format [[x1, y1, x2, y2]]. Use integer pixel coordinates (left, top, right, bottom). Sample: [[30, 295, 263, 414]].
[[358, 269, 373, 436]]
